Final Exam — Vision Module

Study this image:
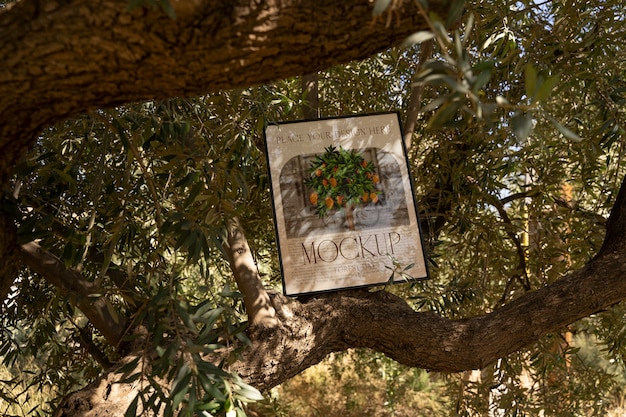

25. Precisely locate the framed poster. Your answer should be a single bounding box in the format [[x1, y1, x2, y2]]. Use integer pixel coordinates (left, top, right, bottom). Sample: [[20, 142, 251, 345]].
[[265, 112, 428, 296]]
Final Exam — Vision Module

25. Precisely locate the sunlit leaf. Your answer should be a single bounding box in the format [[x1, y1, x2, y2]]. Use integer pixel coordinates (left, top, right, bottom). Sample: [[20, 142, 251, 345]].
[[234, 381, 264, 402], [402, 31, 435, 47]]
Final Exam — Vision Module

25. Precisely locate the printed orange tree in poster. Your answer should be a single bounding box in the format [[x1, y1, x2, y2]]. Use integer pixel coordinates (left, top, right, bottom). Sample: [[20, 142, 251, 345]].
[[305, 145, 380, 230]]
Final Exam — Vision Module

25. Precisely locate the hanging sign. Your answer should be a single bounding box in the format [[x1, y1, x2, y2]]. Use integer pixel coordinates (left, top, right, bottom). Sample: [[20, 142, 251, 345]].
[[265, 112, 428, 296]]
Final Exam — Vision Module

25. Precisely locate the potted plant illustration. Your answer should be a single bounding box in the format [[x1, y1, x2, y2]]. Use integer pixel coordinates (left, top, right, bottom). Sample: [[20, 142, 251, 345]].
[[305, 145, 381, 230]]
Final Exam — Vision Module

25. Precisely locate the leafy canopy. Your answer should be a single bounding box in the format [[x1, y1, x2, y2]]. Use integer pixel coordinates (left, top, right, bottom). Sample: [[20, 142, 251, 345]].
[[2, 0, 626, 416]]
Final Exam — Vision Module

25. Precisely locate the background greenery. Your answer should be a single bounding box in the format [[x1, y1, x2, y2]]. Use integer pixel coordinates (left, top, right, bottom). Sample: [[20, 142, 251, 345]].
[[3, 0, 626, 415]]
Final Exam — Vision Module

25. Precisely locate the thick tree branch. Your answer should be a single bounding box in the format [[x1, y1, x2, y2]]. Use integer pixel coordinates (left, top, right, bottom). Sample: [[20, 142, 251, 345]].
[[238, 175, 626, 388], [225, 218, 277, 328], [17, 242, 127, 347], [55, 169, 626, 414], [239, 239, 626, 389], [57, 234, 626, 413], [599, 174, 626, 255], [403, 39, 434, 149], [0, 0, 444, 185]]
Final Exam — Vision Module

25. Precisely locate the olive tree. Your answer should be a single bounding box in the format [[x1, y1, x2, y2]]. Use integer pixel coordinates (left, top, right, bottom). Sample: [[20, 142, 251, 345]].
[[2, 0, 626, 416]]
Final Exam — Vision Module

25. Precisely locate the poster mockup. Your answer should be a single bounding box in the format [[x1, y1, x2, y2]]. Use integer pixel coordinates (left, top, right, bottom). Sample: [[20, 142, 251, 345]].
[[265, 113, 428, 296]]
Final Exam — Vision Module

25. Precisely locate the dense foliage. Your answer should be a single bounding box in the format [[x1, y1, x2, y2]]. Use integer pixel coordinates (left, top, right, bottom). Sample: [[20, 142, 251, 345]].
[[2, 0, 626, 416]]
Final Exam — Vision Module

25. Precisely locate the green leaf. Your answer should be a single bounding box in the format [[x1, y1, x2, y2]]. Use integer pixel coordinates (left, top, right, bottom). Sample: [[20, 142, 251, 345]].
[[548, 116, 582, 142], [535, 74, 560, 102], [510, 112, 534, 142], [171, 364, 192, 411], [53, 168, 74, 184], [198, 373, 227, 401], [117, 356, 141, 374], [191, 301, 219, 322], [372, 0, 391, 16], [175, 171, 198, 188], [199, 307, 224, 329], [124, 394, 139, 417], [196, 401, 221, 412], [426, 99, 463, 128], [525, 64, 537, 99], [420, 96, 450, 113], [187, 380, 197, 414], [105, 299, 120, 324], [463, 13, 475, 39], [175, 301, 196, 331], [446, 0, 466, 28], [196, 360, 230, 378], [472, 69, 491, 92], [122, 372, 142, 384], [174, 230, 191, 250], [158, 0, 176, 19], [431, 16, 452, 46]]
